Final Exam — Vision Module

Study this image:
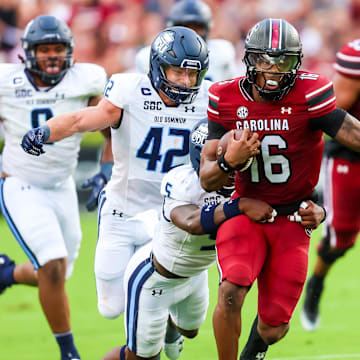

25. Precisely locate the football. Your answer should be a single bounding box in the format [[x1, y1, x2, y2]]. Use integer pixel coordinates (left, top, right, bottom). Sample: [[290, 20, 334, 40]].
[[216, 129, 245, 158], [216, 129, 254, 171]]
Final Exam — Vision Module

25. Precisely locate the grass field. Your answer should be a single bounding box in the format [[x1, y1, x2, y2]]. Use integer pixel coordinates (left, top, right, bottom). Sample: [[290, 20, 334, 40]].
[[0, 213, 359, 360]]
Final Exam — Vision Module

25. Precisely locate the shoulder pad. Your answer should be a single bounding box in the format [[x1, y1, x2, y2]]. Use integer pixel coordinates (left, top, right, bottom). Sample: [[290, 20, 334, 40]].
[[161, 165, 202, 202]]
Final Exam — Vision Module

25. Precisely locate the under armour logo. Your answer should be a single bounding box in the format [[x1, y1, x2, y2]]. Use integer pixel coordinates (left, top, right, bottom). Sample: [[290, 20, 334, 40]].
[[281, 107, 292, 114], [336, 164, 349, 174], [152, 289, 163, 296], [112, 209, 124, 217], [185, 105, 195, 112]]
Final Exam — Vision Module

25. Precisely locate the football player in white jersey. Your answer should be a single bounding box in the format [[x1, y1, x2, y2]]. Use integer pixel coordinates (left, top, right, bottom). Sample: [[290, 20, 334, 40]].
[[0, 15, 107, 360], [100, 119, 275, 360], [135, 0, 236, 82], [21, 26, 211, 323]]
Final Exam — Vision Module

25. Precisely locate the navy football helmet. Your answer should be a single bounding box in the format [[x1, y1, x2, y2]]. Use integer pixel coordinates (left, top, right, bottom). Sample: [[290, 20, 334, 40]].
[[149, 26, 209, 104], [166, 0, 212, 41], [21, 15, 74, 86], [244, 18, 303, 100], [190, 118, 208, 173]]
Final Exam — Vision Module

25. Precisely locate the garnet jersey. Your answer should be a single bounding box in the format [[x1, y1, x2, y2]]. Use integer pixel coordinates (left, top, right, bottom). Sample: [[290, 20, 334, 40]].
[[330, 39, 360, 161], [0, 63, 107, 187], [104, 72, 212, 216], [208, 71, 336, 205]]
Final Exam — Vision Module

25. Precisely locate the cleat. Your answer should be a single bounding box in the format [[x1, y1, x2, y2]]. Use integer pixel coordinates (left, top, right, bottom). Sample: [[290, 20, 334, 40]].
[[164, 335, 184, 360], [300, 276, 323, 331], [300, 308, 319, 331], [0, 254, 16, 295]]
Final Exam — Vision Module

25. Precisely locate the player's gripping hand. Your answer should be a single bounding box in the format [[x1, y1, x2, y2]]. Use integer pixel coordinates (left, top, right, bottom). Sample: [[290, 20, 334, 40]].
[[21, 125, 50, 156], [82, 162, 113, 211], [288, 200, 326, 229], [239, 197, 276, 223]]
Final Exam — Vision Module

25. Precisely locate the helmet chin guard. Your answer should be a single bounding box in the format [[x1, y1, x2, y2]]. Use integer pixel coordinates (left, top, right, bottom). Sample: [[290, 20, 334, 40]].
[[244, 18, 303, 101], [21, 15, 74, 86]]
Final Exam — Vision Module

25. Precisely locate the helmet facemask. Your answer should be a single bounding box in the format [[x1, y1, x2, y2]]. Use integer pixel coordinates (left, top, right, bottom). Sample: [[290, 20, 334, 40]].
[[244, 50, 302, 101], [243, 18, 303, 101], [158, 63, 207, 104], [23, 42, 74, 86]]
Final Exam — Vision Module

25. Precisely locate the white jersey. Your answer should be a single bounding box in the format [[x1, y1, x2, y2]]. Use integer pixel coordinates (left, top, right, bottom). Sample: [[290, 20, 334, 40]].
[[153, 164, 227, 277], [0, 63, 107, 187], [135, 38, 236, 82], [104, 72, 212, 216]]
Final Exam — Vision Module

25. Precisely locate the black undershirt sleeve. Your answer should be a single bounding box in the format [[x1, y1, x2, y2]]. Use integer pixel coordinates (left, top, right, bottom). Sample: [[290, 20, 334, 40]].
[[309, 108, 347, 137], [207, 119, 228, 140]]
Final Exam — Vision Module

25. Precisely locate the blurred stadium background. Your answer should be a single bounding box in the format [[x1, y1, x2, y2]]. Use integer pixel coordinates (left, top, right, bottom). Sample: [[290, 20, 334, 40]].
[[0, 0, 360, 359]]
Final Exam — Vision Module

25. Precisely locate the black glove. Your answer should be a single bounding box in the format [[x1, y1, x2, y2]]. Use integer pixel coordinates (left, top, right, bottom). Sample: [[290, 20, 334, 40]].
[[21, 125, 50, 156], [82, 162, 113, 211]]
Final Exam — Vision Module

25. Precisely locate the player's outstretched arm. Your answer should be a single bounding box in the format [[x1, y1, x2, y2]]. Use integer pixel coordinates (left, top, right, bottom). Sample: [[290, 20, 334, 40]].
[[46, 98, 122, 142], [334, 112, 360, 152], [21, 98, 122, 155], [170, 197, 274, 235]]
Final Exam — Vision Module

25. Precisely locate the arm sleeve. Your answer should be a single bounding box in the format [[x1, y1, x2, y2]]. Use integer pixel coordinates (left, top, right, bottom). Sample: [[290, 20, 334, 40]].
[[309, 108, 346, 137], [207, 119, 228, 140]]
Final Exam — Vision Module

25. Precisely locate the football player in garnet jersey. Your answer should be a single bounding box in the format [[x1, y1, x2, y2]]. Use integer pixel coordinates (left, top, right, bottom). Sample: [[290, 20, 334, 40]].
[[301, 39, 360, 332], [200, 18, 360, 360], [0, 15, 108, 360]]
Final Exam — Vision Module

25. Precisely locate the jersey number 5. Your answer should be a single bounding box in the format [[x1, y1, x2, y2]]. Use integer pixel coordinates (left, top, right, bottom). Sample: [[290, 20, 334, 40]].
[[137, 127, 190, 173]]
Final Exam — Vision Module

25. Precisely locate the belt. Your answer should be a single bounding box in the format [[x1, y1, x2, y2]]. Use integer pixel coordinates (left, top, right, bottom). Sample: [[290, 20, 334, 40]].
[[271, 191, 319, 216], [151, 253, 187, 279]]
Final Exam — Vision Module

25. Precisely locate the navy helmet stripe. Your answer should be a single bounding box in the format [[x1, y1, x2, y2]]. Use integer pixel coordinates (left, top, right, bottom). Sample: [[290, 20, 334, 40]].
[[0, 178, 40, 269]]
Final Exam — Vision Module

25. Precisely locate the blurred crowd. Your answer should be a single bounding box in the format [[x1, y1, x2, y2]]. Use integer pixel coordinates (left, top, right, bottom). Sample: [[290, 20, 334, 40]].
[[1, 0, 360, 79]]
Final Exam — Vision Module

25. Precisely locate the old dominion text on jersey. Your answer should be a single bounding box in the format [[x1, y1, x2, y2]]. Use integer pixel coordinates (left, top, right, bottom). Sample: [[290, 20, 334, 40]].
[[154, 115, 187, 124]]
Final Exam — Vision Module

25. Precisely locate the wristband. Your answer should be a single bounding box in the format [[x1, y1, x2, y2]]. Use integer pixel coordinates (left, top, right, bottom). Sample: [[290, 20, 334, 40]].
[[238, 156, 254, 172], [223, 198, 243, 219], [200, 204, 219, 234], [320, 206, 327, 223], [217, 154, 234, 173], [41, 125, 50, 142], [100, 162, 114, 182]]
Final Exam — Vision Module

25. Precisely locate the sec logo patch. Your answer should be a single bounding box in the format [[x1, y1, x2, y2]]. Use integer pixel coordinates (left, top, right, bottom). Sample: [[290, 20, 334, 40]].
[[237, 106, 248, 119]]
